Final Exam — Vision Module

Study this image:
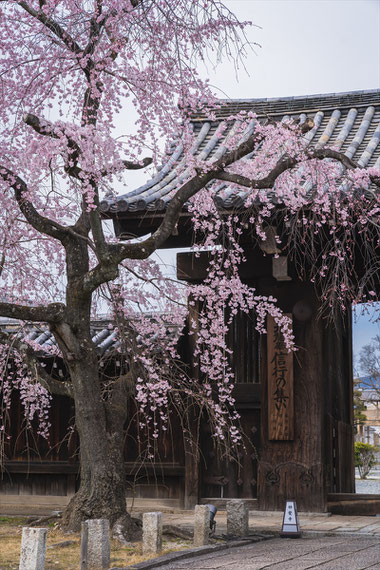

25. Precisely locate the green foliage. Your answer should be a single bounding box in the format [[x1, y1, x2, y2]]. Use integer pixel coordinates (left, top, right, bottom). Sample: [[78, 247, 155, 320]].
[[354, 441, 379, 479]]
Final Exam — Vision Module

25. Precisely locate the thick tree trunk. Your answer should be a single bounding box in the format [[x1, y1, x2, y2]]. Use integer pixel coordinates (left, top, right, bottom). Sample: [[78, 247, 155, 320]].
[[61, 358, 127, 530], [53, 319, 137, 534], [53, 236, 140, 535]]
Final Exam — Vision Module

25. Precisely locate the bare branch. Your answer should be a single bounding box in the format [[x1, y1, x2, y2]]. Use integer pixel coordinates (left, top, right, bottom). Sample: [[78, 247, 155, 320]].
[[121, 262, 187, 307], [215, 149, 380, 189], [99, 157, 153, 178], [312, 148, 358, 169], [0, 248, 6, 280], [121, 157, 153, 170], [83, 262, 119, 293], [0, 167, 71, 241], [0, 301, 66, 323], [82, 0, 106, 60], [31, 360, 74, 398], [17, 1, 83, 56], [23, 113, 57, 137]]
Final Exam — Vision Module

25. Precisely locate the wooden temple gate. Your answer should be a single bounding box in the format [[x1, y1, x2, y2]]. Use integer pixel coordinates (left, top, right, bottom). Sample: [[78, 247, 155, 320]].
[[2, 90, 379, 513], [178, 248, 355, 512]]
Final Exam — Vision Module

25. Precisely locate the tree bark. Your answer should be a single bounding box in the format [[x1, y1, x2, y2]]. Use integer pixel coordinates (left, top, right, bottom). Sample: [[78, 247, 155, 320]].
[[60, 355, 128, 531], [49, 264, 136, 533]]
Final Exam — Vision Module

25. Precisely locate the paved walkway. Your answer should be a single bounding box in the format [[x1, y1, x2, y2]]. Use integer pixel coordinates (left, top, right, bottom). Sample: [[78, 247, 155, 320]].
[[159, 510, 380, 537], [154, 536, 380, 569]]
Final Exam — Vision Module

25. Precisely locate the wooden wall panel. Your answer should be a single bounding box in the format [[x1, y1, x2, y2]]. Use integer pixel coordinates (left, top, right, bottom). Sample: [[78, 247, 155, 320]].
[[258, 282, 327, 512]]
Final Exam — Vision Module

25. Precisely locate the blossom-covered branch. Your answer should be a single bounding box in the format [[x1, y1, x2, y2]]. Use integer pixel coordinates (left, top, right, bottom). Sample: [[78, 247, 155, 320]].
[[0, 330, 72, 397], [23, 113, 82, 177]]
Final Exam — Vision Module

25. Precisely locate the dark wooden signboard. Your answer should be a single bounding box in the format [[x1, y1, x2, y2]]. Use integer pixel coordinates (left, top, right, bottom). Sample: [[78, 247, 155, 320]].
[[267, 315, 294, 440]]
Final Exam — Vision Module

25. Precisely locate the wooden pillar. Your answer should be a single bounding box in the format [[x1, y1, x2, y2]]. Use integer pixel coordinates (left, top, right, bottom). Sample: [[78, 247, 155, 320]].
[[183, 418, 200, 509], [323, 312, 355, 494]]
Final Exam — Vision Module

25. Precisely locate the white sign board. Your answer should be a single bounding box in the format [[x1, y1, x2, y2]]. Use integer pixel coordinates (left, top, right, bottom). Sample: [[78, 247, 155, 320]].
[[280, 500, 301, 538]]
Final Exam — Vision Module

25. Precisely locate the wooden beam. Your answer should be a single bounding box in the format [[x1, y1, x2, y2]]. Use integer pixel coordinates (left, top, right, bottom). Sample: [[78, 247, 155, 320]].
[[177, 250, 273, 282], [3, 461, 185, 477], [112, 214, 194, 248]]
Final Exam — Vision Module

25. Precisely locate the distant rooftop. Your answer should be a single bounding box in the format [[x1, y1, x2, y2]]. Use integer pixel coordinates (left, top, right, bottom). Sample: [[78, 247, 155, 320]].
[[0, 316, 182, 358]]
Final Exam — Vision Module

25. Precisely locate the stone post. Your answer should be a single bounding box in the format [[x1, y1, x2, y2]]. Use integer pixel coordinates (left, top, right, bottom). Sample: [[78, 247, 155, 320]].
[[19, 527, 47, 570], [226, 499, 249, 536], [142, 512, 162, 555], [193, 505, 210, 546], [80, 519, 110, 570]]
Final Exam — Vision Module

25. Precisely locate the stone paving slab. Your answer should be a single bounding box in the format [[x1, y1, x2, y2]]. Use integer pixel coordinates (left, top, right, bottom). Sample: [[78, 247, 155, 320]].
[[153, 537, 380, 569], [111, 537, 271, 570]]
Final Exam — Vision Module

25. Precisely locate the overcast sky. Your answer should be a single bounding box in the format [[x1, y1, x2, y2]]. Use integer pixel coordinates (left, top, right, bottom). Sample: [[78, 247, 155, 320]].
[[208, 0, 380, 99], [155, 0, 380, 365]]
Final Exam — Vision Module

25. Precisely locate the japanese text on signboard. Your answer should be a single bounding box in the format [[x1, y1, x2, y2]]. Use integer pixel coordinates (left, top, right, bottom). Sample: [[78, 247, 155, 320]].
[[267, 315, 294, 440]]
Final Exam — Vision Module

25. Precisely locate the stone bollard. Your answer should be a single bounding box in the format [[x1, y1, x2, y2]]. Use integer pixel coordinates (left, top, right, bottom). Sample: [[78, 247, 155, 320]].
[[142, 512, 162, 555], [19, 527, 47, 570], [193, 505, 210, 546], [226, 499, 249, 536], [80, 519, 110, 570]]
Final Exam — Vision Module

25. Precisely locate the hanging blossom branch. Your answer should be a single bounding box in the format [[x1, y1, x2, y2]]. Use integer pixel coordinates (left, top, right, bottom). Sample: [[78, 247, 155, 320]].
[[183, 192, 295, 444], [86, 131, 379, 295], [107, 281, 243, 453], [0, 329, 67, 448], [0, 330, 73, 399], [0, 344, 52, 442]]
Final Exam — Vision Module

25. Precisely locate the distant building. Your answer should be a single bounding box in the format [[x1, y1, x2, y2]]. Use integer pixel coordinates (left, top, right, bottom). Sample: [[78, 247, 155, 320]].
[[356, 388, 380, 460]]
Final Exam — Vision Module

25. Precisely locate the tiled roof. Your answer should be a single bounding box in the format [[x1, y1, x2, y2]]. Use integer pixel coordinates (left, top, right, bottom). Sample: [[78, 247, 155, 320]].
[[100, 90, 380, 214], [0, 319, 120, 356], [361, 389, 380, 402], [0, 317, 181, 357]]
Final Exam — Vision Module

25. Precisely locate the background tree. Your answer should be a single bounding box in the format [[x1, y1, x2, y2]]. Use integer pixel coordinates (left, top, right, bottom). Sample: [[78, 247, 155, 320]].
[[354, 441, 379, 480], [359, 334, 380, 402], [0, 0, 379, 535], [353, 383, 367, 433]]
